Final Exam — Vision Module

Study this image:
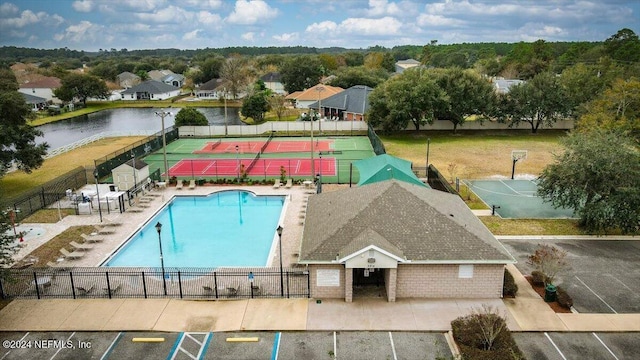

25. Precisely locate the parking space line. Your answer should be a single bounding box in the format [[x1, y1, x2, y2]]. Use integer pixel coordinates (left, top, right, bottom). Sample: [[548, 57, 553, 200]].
[[50, 332, 75, 360], [544, 332, 567, 360], [271, 332, 281, 360], [333, 331, 337, 360], [100, 332, 123, 360], [593, 333, 620, 360], [167, 332, 185, 360], [575, 275, 618, 313], [607, 274, 633, 292], [388, 332, 397, 360], [1, 332, 30, 360], [197, 333, 212, 360]]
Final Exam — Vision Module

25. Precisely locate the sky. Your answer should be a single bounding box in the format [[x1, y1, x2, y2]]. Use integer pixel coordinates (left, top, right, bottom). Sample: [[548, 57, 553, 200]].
[[1, 0, 639, 51]]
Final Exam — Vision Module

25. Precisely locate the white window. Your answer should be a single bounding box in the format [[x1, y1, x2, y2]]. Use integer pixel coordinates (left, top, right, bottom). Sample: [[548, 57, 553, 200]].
[[458, 265, 474, 279]]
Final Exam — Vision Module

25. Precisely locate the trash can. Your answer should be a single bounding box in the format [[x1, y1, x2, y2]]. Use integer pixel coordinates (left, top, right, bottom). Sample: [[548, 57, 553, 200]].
[[544, 284, 557, 302]]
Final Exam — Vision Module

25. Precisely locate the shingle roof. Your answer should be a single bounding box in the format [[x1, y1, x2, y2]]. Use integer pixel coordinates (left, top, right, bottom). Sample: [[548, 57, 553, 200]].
[[198, 78, 229, 91], [120, 80, 179, 94], [125, 158, 148, 170], [286, 84, 343, 101], [117, 72, 140, 81], [308, 85, 372, 114], [20, 92, 47, 104], [260, 72, 282, 82], [300, 180, 515, 264], [162, 74, 185, 82], [19, 77, 61, 89]]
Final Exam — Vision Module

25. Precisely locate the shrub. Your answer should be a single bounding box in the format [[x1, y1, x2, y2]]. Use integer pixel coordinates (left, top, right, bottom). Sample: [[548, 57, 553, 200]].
[[527, 244, 568, 285], [531, 271, 546, 286], [451, 305, 524, 360], [556, 286, 573, 309], [503, 269, 518, 297]]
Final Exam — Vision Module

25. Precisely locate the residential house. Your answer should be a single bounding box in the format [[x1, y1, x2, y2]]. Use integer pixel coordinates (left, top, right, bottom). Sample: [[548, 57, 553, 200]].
[[120, 80, 180, 101], [260, 72, 286, 95], [299, 180, 516, 302], [196, 78, 230, 100], [493, 78, 524, 94], [116, 72, 141, 89], [161, 73, 185, 88], [308, 85, 372, 121], [395, 59, 421, 74], [148, 69, 174, 82], [18, 76, 62, 103], [20, 93, 48, 111], [285, 84, 343, 109]]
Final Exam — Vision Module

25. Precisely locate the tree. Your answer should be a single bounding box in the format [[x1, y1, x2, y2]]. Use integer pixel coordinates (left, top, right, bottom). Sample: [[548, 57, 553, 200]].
[[537, 130, 640, 234], [194, 56, 224, 84], [431, 68, 497, 133], [327, 66, 389, 89], [241, 90, 270, 123], [497, 72, 570, 133], [279, 56, 323, 93], [54, 73, 110, 105], [367, 68, 447, 132], [527, 244, 568, 285], [560, 63, 608, 115], [220, 56, 250, 100], [174, 107, 208, 126], [268, 94, 287, 121], [0, 211, 17, 270], [604, 28, 640, 62]]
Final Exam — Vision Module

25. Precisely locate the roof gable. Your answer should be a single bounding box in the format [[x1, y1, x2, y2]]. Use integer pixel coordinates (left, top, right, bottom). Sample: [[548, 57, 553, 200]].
[[310, 85, 372, 114]]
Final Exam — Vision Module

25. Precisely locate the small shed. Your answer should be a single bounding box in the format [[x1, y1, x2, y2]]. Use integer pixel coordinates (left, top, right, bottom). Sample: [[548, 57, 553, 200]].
[[111, 159, 149, 191]]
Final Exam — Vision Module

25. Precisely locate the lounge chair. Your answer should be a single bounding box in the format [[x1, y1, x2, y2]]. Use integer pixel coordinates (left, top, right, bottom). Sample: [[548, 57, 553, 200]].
[[47, 261, 61, 267], [189, 179, 196, 190], [60, 248, 85, 260], [251, 284, 261, 295], [226, 287, 238, 297], [273, 179, 281, 189], [70, 241, 93, 251], [285, 179, 293, 189], [75, 284, 94, 294], [81, 233, 104, 243], [176, 181, 184, 190], [103, 283, 121, 296]]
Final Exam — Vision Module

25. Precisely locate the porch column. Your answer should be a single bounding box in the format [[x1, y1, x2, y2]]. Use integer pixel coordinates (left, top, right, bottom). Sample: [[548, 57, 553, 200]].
[[387, 268, 397, 302], [345, 267, 353, 303]]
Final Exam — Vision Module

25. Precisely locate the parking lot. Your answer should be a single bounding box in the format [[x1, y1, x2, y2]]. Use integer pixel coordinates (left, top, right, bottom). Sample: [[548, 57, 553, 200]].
[[499, 239, 640, 313], [514, 332, 640, 359], [0, 331, 452, 360]]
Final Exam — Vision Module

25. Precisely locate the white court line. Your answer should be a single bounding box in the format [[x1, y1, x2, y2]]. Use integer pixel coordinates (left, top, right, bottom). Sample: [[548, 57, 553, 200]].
[[593, 333, 620, 360], [388, 332, 398, 360], [499, 180, 536, 197], [575, 275, 618, 313], [545, 332, 567, 360]]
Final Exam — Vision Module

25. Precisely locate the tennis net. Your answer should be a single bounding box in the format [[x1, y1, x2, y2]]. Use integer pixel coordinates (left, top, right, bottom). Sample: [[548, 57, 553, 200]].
[[246, 152, 261, 173], [260, 132, 274, 154], [209, 139, 222, 150]]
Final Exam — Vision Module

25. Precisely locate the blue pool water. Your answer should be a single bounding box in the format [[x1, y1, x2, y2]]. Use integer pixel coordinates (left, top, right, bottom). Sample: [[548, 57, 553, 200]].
[[104, 191, 285, 268]]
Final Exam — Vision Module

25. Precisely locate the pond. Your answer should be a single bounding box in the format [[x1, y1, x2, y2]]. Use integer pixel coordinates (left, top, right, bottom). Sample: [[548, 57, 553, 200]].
[[36, 107, 242, 150]]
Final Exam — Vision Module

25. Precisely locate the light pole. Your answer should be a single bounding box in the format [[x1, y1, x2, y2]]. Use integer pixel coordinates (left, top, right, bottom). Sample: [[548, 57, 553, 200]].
[[155, 110, 172, 183], [315, 85, 325, 133], [277, 225, 284, 297], [93, 169, 102, 222], [235, 145, 240, 183], [155, 222, 167, 296], [318, 153, 323, 194], [223, 87, 228, 136], [131, 150, 137, 194]]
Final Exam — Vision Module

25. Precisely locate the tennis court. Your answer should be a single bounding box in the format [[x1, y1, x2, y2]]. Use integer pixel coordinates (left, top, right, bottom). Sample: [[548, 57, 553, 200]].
[[465, 179, 576, 219], [141, 136, 375, 183]]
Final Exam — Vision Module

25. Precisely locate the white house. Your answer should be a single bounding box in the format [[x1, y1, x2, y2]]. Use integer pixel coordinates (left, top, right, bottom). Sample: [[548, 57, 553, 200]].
[[260, 72, 286, 95], [493, 78, 524, 94], [196, 78, 229, 100], [120, 80, 180, 101], [395, 59, 421, 74], [18, 77, 62, 103]]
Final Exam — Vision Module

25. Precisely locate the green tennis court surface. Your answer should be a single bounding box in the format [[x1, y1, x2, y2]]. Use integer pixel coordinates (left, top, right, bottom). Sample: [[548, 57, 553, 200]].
[[465, 179, 576, 219]]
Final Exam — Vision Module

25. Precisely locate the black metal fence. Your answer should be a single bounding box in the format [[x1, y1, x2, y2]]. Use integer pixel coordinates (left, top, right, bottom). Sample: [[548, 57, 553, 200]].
[[367, 124, 386, 155], [1, 167, 88, 222], [0, 267, 310, 300]]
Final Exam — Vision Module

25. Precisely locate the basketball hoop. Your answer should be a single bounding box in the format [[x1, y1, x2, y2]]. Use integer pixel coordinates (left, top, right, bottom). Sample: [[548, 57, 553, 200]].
[[511, 150, 527, 179]]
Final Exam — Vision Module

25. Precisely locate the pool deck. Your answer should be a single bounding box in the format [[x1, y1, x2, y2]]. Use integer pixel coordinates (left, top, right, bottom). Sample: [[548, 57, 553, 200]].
[[11, 184, 312, 268]]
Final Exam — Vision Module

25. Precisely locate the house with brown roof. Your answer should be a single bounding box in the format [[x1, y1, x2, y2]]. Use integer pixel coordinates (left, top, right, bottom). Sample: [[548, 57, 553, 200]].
[[298, 180, 516, 302], [18, 76, 62, 103], [285, 84, 343, 109]]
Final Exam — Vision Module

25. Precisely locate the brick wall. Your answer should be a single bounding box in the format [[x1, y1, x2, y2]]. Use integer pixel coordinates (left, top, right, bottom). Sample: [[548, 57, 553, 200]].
[[385, 268, 397, 302], [309, 264, 345, 299], [396, 264, 504, 298]]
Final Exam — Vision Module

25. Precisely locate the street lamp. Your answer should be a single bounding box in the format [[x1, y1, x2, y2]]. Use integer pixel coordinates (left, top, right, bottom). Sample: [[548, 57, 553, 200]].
[[155, 110, 172, 183], [235, 145, 240, 183], [277, 225, 284, 297], [315, 86, 325, 133], [93, 169, 102, 222], [223, 87, 228, 136], [155, 221, 167, 295]]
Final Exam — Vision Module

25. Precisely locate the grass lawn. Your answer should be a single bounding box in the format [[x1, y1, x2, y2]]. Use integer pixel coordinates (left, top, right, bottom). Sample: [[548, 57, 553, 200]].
[[0, 136, 147, 200], [479, 217, 583, 235], [16, 225, 97, 267], [381, 130, 566, 179]]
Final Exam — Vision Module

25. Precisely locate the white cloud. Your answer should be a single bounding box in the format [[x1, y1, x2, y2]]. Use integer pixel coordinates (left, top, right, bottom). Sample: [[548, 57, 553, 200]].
[[0, 2, 19, 16], [0, 9, 63, 28], [226, 0, 278, 25], [306, 21, 337, 33], [72, 0, 94, 13], [241, 32, 255, 41], [365, 0, 401, 17], [135, 5, 192, 23], [197, 11, 221, 25], [340, 16, 402, 36], [179, 0, 222, 9], [53, 20, 110, 44], [272, 32, 299, 42], [416, 13, 465, 27], [182, 29, 202, 40]]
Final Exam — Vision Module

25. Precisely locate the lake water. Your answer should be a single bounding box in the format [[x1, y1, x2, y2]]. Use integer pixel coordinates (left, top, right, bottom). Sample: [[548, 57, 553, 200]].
[[37, 107, 242, 150]]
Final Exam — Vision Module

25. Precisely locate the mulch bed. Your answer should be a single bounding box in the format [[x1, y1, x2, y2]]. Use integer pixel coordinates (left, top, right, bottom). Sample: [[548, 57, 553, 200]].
[[524, 276, 572, 313]]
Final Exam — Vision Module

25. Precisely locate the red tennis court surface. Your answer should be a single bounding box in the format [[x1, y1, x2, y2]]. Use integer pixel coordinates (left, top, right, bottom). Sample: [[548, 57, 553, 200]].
[[194, 140, 334, 154], [167, 157, 336, 177]]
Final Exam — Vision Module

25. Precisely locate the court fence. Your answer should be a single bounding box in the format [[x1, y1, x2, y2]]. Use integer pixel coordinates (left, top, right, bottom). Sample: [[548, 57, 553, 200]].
[[178, 120, 369, 138], [0, 267, 310, 300], [367, 124, 387, 155]]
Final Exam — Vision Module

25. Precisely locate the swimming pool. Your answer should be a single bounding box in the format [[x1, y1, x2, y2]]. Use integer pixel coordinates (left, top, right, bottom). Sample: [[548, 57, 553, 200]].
[[103, 191, 285, 268]]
